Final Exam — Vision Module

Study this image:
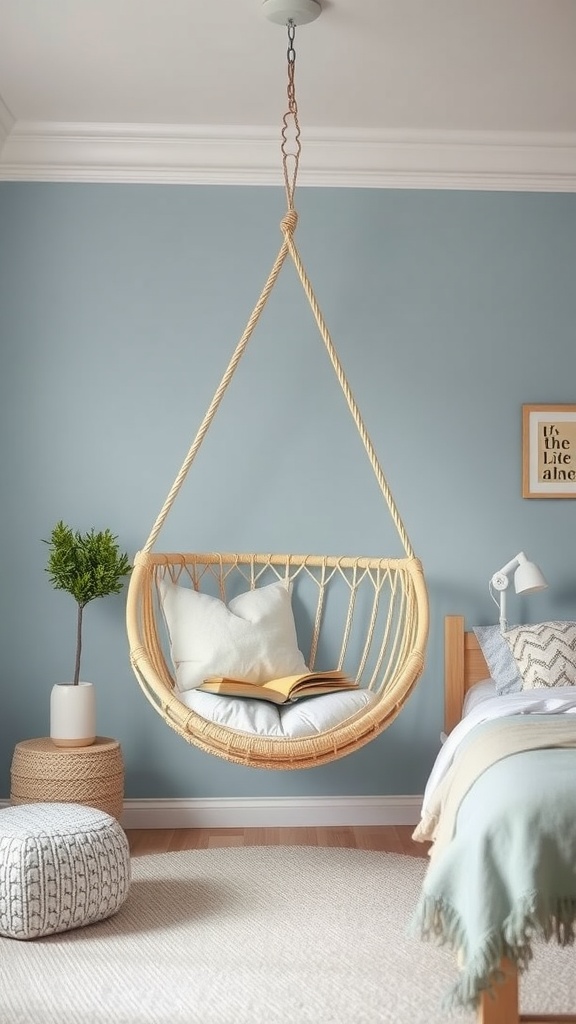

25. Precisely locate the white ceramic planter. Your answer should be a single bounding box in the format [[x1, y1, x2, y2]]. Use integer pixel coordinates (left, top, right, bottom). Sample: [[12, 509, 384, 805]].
[[50, 681, 96, 747]]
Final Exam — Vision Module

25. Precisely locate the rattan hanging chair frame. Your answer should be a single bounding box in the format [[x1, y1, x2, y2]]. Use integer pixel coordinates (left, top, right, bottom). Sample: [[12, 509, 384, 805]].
[[126, 22, 429, 769]]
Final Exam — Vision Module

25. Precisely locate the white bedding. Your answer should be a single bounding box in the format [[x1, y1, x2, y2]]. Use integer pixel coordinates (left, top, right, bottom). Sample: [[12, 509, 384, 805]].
[[461, 678, 496, 715], [422, 684, 576, 818]]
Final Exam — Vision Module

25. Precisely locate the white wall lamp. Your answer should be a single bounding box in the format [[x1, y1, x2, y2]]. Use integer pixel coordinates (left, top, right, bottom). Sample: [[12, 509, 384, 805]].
[[490, 552, 548, 632]]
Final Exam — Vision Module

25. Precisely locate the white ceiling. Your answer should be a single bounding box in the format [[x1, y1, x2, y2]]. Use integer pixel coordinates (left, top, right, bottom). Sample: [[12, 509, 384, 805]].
[[1, 0, 576, 188]]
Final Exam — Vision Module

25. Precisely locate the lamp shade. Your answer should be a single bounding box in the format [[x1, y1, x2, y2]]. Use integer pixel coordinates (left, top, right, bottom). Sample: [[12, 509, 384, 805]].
[[490, 551, 548, 630], [514, 558, 548, 595]]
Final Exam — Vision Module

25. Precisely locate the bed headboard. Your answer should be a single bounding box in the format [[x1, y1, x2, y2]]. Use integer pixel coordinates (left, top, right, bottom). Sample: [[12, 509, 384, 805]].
[[444, 615, 490, 734]]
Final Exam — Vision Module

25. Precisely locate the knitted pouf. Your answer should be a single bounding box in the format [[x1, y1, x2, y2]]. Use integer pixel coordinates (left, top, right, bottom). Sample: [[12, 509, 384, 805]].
[[0, 802, 131, 940]]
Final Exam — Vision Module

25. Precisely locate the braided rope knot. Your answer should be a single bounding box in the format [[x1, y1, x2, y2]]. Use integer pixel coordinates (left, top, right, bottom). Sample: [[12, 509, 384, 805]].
[[281, 209, 298, 236]]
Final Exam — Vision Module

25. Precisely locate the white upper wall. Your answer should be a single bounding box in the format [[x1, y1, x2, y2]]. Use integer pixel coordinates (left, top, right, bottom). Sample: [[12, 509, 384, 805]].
[[1, 0, 576, 188], [1, 0, 576, 132]]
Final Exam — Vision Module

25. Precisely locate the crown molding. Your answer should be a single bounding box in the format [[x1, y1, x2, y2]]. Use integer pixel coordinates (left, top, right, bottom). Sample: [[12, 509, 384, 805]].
[[1, 120, 576, 190]]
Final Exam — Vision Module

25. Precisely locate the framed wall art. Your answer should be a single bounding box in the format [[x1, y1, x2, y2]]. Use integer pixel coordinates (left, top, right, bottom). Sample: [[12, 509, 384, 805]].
[[522, 404, 576, 498]]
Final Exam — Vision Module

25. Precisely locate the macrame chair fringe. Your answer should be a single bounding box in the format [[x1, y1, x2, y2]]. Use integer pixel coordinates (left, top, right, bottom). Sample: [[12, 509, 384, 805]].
[[125, 25, 429, 769]]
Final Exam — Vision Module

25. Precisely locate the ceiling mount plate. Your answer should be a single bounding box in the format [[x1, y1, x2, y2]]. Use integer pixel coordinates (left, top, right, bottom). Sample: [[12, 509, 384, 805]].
[[262, 0, 321, 25]]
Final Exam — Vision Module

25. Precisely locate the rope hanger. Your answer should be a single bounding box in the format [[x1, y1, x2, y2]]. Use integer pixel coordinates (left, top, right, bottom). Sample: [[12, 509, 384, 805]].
[[126, 15, 429, 769], [142, 20, 414, 560]]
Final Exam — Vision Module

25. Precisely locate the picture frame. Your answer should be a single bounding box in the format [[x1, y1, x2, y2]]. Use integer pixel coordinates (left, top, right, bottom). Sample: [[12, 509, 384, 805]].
[[522, 404, 576, 498]]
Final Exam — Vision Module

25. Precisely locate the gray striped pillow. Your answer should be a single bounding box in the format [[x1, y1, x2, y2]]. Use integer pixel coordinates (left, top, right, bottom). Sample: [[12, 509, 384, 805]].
[[503, 621, 576, 690]]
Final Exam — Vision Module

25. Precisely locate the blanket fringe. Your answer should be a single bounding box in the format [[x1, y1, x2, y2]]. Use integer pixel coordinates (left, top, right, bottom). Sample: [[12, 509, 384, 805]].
[[412, 892, 576, 1010]]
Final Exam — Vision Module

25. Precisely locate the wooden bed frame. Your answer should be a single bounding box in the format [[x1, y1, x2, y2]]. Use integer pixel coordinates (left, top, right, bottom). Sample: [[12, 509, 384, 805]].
[[445, 616, 576, 1024]]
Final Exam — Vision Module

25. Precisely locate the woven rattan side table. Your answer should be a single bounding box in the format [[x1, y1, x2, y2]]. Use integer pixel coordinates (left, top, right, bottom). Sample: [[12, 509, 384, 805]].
[[10, 737, 124, 821]]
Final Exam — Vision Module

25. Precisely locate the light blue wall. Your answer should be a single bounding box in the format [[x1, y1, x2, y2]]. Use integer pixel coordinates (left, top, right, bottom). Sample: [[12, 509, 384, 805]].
[[1, 183, 575, 799]]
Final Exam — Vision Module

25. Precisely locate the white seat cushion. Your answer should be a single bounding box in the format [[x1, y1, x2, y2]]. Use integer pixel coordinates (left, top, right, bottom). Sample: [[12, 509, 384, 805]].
[[0, 802, 130, 940], [181, 687, 379, 738]]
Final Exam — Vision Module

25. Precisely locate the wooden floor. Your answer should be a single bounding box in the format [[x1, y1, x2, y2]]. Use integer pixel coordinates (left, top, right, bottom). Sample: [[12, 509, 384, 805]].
[[126, 825, 429, 857]]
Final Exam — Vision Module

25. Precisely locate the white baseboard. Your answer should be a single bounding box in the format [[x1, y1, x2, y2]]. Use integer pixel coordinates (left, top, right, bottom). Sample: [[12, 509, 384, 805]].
[[0, 795, 422, 829], [121, 795, 422, 829]]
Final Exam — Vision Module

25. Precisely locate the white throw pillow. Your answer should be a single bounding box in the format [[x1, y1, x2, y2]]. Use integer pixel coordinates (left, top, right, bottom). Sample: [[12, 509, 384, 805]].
[[503, 620, 576, 690], [158, 579, 308, 693]]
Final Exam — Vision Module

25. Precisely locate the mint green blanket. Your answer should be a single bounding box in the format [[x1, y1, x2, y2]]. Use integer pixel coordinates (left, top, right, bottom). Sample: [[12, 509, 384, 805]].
[[412, 719, 576, 1010]]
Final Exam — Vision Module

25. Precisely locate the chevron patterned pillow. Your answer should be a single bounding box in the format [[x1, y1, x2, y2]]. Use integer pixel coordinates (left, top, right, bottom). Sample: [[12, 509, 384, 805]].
[[503, 621, 576, 690]]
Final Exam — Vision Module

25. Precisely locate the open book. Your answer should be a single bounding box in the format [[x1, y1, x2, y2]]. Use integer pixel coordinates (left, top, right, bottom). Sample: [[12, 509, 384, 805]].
[[197, 670, 359, 705]]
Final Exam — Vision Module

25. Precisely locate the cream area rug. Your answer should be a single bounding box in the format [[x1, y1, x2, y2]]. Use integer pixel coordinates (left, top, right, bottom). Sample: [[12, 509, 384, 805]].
[[1, 846, 574, 1023]]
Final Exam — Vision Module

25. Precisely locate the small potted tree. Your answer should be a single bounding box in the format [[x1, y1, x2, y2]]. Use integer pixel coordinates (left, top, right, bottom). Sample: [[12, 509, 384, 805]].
[[45, 521, 131, 747]]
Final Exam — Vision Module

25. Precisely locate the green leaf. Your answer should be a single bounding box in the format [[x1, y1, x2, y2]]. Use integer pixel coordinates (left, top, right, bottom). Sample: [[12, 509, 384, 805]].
[[43, 520, 132, 682]]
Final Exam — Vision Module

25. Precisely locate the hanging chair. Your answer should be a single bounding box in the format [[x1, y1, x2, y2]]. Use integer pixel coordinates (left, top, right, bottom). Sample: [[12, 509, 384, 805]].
[[126, 18, 429, 770]]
